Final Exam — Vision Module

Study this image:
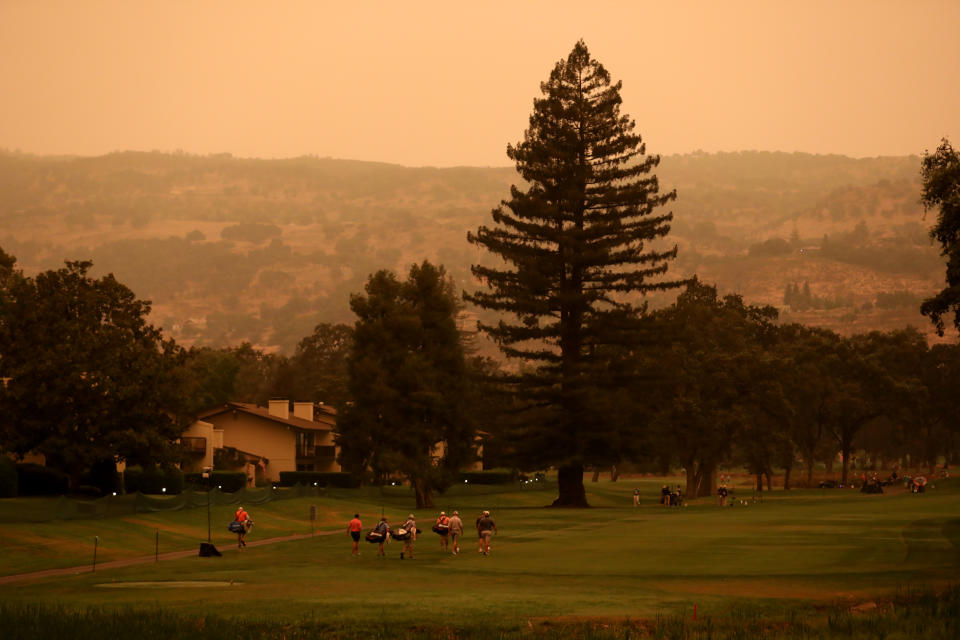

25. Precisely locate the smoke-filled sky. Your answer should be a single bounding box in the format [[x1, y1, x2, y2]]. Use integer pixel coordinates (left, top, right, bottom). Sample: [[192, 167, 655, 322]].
[[1, 1, 958, 167]]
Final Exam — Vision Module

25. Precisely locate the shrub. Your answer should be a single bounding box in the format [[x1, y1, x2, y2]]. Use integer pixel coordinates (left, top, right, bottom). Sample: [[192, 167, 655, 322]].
[[16, 463, 69, 496], [0, 455, 17, 497], [184, 470, 247, 492], [278, 471, 357, 488], [124, 466, 184, 494], [84, 459, 120, 495]]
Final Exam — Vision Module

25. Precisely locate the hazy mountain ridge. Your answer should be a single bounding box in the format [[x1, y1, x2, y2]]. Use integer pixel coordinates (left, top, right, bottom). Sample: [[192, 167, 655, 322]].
[[0, 150, 945, 353]]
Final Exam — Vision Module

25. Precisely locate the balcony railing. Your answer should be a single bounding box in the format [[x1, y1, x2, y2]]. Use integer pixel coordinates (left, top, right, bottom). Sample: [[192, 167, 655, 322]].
[[180, 436, 207, 455], [297, 445, 335, 462]]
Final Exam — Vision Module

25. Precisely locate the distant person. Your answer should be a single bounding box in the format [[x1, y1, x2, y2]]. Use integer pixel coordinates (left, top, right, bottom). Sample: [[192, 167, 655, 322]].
[[661, 485, 670, 507], [448, 510, 463, 555], [717, 484, 729, 507], [475, 511, 485, 553], [348, 513, 362, 556], [633, 487, 640, 507], [401, 514, 417, 559], [372, 516, 390, 556], [434, 511, 451, 551], [476, 510, 497, 555], [233, 506, 252, 548]]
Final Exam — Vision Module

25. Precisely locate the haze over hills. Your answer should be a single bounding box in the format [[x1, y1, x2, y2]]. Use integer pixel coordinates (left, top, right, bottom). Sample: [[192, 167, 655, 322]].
[[0, 149, 946, 354]]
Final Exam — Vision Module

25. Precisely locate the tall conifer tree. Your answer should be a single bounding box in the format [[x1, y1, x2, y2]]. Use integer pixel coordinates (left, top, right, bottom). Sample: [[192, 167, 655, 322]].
[[466, 41, 682, 506]]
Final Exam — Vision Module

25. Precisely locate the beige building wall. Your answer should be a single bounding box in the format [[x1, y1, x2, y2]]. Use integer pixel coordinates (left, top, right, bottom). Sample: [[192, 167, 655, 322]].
[[180, 420, 217, 473], [209, 412, 297, 481]]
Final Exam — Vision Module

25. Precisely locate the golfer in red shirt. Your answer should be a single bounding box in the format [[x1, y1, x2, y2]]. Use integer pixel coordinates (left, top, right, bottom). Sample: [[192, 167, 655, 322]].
[[348, 514, 363, 556]]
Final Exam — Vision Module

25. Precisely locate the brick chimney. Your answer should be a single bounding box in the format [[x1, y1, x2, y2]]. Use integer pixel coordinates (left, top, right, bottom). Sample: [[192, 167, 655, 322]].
[[292, 402, 314, 421], [268, 398, 289, 420]]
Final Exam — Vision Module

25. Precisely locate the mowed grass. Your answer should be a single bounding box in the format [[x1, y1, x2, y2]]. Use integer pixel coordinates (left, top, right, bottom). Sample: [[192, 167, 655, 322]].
[[0, 477, 958, 633]]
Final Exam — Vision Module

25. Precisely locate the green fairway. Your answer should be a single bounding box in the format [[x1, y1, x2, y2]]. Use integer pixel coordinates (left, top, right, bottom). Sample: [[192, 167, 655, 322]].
[[1, 477, 958, 634]]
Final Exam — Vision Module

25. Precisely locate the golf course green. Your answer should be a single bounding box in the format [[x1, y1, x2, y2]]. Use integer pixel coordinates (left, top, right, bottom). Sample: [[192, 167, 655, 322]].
[[1, 476, 957, 638]]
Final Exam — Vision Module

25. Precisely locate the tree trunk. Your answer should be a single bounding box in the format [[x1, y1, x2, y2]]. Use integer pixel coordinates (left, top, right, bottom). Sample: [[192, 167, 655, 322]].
[[703, 463, 717, 498], [783, 466, 792, 491], [755, 474, 763, 492], [840, 447, 850, 486], [804, 456, 814, 487], [552, 464, 589, 507], [610, 465, 619, 482], [686, 460, 716, 498], [413, 478, 434, 509], [765, 471, 772, 492]]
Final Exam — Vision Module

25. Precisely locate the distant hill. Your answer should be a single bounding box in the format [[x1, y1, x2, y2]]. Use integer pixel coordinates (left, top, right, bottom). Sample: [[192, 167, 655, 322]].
[[0, 150, 947, 353]]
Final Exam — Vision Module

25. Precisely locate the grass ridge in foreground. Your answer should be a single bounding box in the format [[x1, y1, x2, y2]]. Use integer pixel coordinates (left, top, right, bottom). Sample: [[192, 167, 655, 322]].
[[2, 584, 958, 639]]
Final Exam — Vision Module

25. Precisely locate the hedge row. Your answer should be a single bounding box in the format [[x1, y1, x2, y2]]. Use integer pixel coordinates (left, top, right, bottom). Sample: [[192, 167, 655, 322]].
[[184, 471, 248, 493], [16, 463, 70, 496], [123, 466, 184, 495], [0, 456, 19, 497], [278, 471, 358, 488]]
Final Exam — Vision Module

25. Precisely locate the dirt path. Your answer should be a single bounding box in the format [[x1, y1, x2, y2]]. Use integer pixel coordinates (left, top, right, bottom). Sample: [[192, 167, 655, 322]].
[[0, 528, 342, 585]]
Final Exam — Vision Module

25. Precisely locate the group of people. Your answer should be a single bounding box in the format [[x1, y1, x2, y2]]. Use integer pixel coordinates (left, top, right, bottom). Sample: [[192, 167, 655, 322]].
[[660, 485, 683, 507], [348, 509, 497, 558]]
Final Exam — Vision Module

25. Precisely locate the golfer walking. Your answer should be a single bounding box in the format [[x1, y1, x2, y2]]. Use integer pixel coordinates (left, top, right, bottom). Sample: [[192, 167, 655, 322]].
[[401, 513, 417, 559], [233, 506, 252, 548], [348, 513, 362, 556], [476, 510, 497, 556], [447, 510, 463, 555], [373, 517, 390, 556]]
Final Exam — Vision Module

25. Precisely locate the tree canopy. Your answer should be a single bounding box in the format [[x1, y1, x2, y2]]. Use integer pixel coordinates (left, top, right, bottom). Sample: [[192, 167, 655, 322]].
[[920, 138, 960, 335], [337, 261, 475, 508], [0, 253, 185, 490]]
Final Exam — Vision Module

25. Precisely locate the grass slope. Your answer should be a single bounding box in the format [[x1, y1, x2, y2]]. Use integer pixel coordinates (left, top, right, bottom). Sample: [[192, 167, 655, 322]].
[[0, 478, 957, 634]]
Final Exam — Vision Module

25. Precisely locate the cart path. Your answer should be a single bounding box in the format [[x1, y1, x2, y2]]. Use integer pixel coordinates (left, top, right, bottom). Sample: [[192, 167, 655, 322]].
[[0, 527, 343, 585]]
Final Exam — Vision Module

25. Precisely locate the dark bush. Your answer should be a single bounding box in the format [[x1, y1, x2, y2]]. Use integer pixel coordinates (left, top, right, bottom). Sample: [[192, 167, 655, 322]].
[[85, 459, 120, 495], [16, 463, 69, 496], [124, 465, 144, 493], [278, 471, 357, 488], [196, 471, 248, 493], [748, 237, 791, 257], [184, 470, 247, 492], [124, 466, 184, 494], [0, 455, 18, 497]]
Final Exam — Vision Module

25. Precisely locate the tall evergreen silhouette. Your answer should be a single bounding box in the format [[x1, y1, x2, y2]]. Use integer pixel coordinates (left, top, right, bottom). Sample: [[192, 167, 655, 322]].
[[466, 41, 682, 506]]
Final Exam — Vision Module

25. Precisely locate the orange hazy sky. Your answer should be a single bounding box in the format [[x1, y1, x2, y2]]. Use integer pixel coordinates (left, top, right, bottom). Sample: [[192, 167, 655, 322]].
[[1, 1, 957, 167]]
